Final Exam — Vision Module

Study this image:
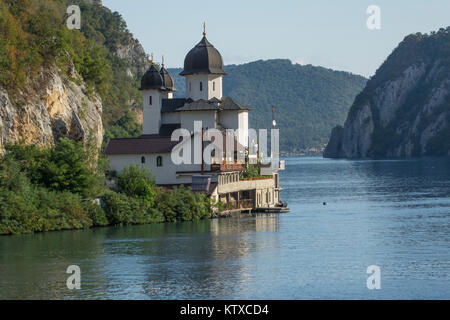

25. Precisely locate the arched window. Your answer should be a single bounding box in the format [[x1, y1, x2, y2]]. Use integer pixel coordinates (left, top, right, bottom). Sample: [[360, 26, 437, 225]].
[[141, 156, 146, 164], [200, 81, 203, 92], [157, 156, 163, 167], [213, 81, 215, 91]]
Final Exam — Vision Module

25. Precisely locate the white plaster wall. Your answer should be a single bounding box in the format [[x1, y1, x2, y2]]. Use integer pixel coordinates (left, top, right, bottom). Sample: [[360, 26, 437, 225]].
[[255, 188, 275, 207], [172, 133, 215, 169], [207, 75, 222, 100], [180, 111, 217, 132], [161, 112, 180, 124], [108, 153, 194, 185], [142, 90, 161, 134], [238, 111, 249, 147], [217, 178, 275, 194], [218, 110, 249, 147], [218, 110, 238, 129], [185, 74, 223, 101], [108, 135, 219, 185], [185, 74, 208, 100]]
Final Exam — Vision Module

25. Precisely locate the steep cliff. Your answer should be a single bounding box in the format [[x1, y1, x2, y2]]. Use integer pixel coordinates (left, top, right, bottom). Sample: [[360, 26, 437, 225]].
[[324, 27, 450, 158], [0, 65, 103, 153]]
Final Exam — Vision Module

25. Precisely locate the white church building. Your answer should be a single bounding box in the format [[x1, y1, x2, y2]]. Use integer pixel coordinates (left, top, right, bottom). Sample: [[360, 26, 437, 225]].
[[105, 30, 284, 209]]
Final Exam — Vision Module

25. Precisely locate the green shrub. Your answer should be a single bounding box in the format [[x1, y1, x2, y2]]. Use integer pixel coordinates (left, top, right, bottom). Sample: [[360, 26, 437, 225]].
[[36, 189, 92, 231], [0, 185, 92, 235], [118, 165, 157, 204], [83, 201, 109, 227], [156, 186, 212, 222], [4, 138, 105, 198], [240, 164, 260, 179], [102, 191, 164, 226], [0, 139, 213, 235], [102, 191, 133, 225]]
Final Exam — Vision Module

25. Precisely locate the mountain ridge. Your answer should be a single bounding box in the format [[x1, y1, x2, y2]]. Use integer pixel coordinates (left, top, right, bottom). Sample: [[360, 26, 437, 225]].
[[169, 59, 367, 152]]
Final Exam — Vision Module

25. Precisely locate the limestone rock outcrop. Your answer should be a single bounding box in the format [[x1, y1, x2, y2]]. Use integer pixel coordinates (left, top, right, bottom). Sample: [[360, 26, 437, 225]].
[[0, 66, 103, 153], [325, 28, 450, 158]]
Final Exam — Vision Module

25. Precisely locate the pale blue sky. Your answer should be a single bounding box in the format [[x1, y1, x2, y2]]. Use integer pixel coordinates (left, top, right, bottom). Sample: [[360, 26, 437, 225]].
[[102, 0, 449, 77]]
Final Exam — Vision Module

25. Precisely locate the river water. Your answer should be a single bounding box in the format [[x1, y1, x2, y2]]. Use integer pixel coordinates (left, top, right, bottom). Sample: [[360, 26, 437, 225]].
[[1, 157, 450, 299]]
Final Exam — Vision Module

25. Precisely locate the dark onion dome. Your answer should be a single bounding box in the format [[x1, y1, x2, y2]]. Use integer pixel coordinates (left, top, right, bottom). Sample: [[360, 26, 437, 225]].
[[160, 66, 176, 91], [139, 64, 165, 90], [180, 36, 227, 76]]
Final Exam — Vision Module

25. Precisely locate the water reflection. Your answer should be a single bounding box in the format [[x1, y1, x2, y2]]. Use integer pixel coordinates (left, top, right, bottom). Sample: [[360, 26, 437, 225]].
[[0, 215, 281, 299], [137, 215, 281, 299], [1, 157, 450, 299]]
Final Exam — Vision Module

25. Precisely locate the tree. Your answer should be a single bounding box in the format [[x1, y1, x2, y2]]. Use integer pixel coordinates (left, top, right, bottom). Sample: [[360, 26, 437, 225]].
[[40, 138, 92, 196], [118, 165, 157, 205]]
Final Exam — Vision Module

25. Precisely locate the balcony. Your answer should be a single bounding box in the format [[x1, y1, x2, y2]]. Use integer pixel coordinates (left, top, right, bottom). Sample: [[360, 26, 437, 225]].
[[223, 199, 254, 210], [211, 163, 245, 172]]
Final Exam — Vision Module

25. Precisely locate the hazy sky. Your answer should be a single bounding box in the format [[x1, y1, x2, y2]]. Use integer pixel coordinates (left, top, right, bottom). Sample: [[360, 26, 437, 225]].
[[102, 0, 449, 77]]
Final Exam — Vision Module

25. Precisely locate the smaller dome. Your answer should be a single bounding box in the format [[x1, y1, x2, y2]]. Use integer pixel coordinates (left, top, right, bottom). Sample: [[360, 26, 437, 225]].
[[160, 66, 176, 91], [140, 64, 165, 91]]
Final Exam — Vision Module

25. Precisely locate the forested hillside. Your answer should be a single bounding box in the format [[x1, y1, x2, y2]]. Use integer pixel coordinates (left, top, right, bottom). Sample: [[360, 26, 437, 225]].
[[169, 60, 367, 152]]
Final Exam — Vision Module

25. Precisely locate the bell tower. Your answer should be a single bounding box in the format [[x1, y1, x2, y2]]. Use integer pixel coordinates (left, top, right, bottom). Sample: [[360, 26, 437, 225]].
[[140, 54, 165, 135], [180, 23, 226, 101]]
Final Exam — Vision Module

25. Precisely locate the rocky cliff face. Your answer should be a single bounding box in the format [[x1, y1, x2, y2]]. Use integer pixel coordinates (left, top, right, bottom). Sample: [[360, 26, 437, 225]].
[[115, 39, 149, 79], [324, 28, 450, 158], [0, 66, 103, 154]]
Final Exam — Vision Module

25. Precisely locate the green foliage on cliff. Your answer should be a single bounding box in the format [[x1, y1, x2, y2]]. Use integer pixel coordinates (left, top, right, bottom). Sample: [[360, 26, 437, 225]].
[[66, 0, 146, 130], [103, 110, 142, 144], [169, 60, 367, 152], [0, 0, 112, 96]]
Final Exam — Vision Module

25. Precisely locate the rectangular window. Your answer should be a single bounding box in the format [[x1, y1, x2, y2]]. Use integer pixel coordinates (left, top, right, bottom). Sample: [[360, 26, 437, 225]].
[[200, 81, 203, 92], [213, 81, 215, 91], [157, 156, 163, 167], [189, 82, 191, 91], [149, 96, 152, 105]]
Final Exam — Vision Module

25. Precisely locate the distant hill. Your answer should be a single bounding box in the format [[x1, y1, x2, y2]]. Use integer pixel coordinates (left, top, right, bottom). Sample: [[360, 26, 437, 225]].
[[324, 27, 450, 158], [169, 59, 366, 152]]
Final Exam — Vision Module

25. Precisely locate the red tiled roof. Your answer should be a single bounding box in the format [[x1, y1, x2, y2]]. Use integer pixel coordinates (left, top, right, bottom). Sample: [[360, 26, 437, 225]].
[[104, 130, 246, 155], [104, 136, 179, 155]]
